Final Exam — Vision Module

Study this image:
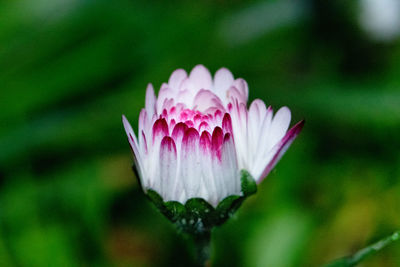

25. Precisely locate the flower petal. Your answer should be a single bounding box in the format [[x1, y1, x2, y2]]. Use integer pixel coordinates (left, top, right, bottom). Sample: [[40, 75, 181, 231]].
[[228, 99, 248, 169], [199, 131, 218, 205], [214, 67, 234, 101], [258, 120, 305, 183], [220, 133, 241, 198], [222, 113, 233, 135], [172, 122, 188, 149], [176, 88, 195, 106], [230, 78, 248, 104], [159, 136, 178, 201], [122, 115, 145, 186], [198, 121, 211, 135], [145, 84, 156, 118], [252, 106, 273, 172], [189, 64, 212, 92], [180, 128, 200, 200], [152, 118, 169, 144], [156, 87, 174, 113], [211, 127, 224, 161], [199, 130, 212, 155], [168, 68, 187, 91], [193, 89, 225, 112], [268, 106, 291, 149], [138, 109, 151, 154], [247, 99, 267, 165]]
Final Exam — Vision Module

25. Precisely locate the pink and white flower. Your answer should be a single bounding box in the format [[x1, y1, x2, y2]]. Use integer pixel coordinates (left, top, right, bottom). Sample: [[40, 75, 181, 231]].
[[123, 65, 303, 207]]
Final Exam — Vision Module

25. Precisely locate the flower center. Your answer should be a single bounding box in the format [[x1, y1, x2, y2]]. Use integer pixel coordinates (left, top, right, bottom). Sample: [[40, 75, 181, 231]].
[[150, 105, 234, 161], [157, 105, 232, 140]]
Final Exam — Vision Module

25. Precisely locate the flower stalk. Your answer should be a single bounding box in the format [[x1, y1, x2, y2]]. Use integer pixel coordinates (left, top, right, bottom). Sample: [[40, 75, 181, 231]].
[[192, 230, 211, 267], [324, 230, 400, 267]]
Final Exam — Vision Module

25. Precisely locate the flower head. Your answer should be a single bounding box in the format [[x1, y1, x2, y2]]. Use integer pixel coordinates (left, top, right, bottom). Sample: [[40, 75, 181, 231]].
[[123, 65, 303, 209]]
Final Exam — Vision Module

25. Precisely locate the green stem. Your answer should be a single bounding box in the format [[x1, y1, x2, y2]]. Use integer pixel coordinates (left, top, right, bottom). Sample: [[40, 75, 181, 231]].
[[192, 231, 211, 267], [347, 231, 399, 266], [323, 231, 400, 267]]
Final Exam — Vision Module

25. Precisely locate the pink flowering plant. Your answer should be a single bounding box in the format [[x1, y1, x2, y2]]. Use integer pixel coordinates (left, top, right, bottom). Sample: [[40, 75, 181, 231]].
[[122, 65, 303, 264], [123, 64, 303, 225]]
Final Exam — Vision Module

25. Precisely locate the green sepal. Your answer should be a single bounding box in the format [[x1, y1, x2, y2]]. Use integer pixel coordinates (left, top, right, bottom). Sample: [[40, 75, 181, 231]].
[[182, 198, 216, 233], [146, 189, 164, 209], [144, 170, 257, 233], [240, 169, 257, 196], [215, 195, 243, 225], [185, 198, 215, 222], [164, 201, 186, 222]]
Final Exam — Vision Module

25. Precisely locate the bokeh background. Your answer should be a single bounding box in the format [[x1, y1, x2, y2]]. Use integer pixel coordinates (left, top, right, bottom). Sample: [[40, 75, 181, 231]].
[[1, 0, 399, 266]]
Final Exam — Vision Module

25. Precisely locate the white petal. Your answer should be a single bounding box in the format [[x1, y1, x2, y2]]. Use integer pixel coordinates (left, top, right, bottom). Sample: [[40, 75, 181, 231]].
[[138, 109, 148, 154], [159, 137, 178, 201], [214, 68, 234, 101], [122, 115, 146, 187], [221, 133, 240, 199], [258, 120, 304, 182], [252, 106, 273, 173], [180, 128, 201, 201], [145, 84, 156, 118], [176, 87, 195, 106], [189, 65, 213, 92], [168, 69, 187, 91], [268, 106, 291, 149], [148, 118, 169, 189], [247, 99, 267, 165], [156, 87, 173, 113], [199, 131, 218, 206], [229, 100, 249, 170], [192, 89, 225, 112], [210, 127, 227, 199], [231, 78, 248, 103]]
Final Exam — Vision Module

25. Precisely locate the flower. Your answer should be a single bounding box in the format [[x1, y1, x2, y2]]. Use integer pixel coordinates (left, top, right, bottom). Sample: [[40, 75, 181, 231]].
[[122, 65, 303, 208]]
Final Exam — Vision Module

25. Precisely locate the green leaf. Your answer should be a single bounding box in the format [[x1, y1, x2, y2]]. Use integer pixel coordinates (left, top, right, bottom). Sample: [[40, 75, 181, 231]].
[[240, 169, 257, 196], [323, 231, 400, 267]]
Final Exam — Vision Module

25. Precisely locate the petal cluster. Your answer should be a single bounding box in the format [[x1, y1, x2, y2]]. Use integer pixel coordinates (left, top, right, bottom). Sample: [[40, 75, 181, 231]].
[[123, 65, 303, 207]]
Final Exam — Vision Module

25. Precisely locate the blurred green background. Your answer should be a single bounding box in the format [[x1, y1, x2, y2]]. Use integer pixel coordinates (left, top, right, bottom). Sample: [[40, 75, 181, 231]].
[[1, 0, 399, 266]]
